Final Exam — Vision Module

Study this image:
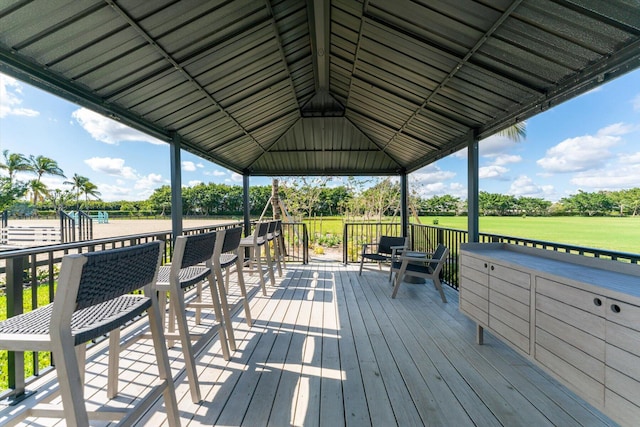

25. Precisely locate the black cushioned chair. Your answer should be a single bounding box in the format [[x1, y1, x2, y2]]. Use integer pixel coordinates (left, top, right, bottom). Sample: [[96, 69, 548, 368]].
[[391, 243, 449, 302], [359, 235, 408, 276]]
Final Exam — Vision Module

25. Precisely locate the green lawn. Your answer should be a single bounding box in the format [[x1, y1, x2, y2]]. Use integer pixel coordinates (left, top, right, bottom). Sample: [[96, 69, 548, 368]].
[[421, 216, 640, 254], [304, 216, 640, 254]]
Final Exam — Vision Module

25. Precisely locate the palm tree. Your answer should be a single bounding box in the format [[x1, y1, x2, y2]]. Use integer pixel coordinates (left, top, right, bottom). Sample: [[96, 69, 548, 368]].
[[27, 179, 49, 206], [80, 180, 101, 208], [0, 149, 31, 184], [29, 154, 65, 181], [63, 173, 89, 211]]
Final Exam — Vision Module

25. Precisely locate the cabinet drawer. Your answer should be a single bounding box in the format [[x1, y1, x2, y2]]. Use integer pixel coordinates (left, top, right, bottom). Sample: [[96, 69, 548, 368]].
[[490, 314, 529, 353], [606, 321, 640, 356], [606, 366, 640, 408], [490, 277, 530, 306], [605, 388, 640, 427], [460, 254, 489, 273], [536, 328, 604, 381], [606, 299, 640, 332], [606, 344, 640, 386], [536, 311, 604, 361], [489, 263, 530, 289], [460, 265, 488, 288], [536, 294, 605, 339], [536, 277, 605, 317], [535, 344, 604, 407], [460, 298, 488, 326]]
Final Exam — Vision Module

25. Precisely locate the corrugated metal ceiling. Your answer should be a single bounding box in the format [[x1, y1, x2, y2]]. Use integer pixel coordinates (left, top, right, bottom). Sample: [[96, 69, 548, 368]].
[[1, 0, 639, 176]]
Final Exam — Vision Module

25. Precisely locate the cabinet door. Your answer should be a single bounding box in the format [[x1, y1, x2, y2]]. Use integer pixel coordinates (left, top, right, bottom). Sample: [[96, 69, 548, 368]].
[[488, 263, 531, 354], [534, 277, 605, 407], [459, 254, 489, 326], [604, 298, 640, 424]]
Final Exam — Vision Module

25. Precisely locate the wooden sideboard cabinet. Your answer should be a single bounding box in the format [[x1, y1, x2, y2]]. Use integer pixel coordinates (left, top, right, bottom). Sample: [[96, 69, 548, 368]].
[[459, 243, 640, 426]]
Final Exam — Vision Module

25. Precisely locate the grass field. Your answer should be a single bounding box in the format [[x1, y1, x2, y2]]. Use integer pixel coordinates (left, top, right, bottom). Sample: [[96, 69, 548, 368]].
[[305, 216, 640, 254]]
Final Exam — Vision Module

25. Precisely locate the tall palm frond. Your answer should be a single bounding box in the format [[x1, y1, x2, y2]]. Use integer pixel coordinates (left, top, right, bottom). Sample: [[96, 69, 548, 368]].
[[1, 150, 31, 184], [29, 155, 65, 182]]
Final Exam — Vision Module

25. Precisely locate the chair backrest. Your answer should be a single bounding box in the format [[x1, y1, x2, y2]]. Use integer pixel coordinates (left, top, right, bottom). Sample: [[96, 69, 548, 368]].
[[378, 235, 407, 256], [254, 221, 269, 243], [219, 226, 243, 254], [70, 241, 163, 311], [429, 244, 448, 273], [176, 231, 217, 268], [267, 220, 277, 236]]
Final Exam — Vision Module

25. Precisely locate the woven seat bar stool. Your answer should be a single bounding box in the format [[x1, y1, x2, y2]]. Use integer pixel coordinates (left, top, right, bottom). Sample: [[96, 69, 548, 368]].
[[274, 219, 287, 270], [213, 227, 253, 330], [0, 242, 180, 427], [266, 220, 283, 277], [122, 231, 230, 405], [239, 221, 274, 295]]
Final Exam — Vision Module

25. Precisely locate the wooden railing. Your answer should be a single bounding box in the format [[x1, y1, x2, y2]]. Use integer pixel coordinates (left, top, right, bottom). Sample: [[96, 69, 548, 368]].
[[0, 221, 308, 399]]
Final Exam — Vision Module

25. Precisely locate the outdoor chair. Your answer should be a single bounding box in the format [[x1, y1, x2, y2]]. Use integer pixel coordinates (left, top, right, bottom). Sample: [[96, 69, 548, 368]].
[[145, 231, 230, 404], [390, 243, 449, 302], [239, 221, 274, 295], [213, 227, 253, 329], [0, 242, 180, 426], [359, 235, 408, 276]]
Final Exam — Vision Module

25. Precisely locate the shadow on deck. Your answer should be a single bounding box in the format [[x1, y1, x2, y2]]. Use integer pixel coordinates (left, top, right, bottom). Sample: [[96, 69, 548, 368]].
[[1, 262, 615, 426]]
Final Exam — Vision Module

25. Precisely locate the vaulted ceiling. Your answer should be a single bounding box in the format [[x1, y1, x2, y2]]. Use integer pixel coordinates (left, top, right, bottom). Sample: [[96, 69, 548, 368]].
[[1, 0, 639, 177]]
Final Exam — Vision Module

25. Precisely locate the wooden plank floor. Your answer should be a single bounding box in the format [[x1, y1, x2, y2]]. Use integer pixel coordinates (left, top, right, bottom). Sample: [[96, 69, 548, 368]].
[[1, 261, 617, 426]]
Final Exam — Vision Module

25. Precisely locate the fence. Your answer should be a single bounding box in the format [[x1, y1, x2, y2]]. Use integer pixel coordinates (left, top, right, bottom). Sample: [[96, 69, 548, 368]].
[[0, 221, 308, 400], [344, 222, 640, 290]]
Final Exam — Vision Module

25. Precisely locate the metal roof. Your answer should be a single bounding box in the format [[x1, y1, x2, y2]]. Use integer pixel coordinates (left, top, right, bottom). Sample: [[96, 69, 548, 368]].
[[1, 0, 639, 176]]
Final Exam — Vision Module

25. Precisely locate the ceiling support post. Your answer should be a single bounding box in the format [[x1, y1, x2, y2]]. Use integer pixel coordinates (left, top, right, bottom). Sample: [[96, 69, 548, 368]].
[[170, 132, 183, 240], [467, 130, 480, 243], [243, 174, 251, 237], [400, 171, 409, 240]]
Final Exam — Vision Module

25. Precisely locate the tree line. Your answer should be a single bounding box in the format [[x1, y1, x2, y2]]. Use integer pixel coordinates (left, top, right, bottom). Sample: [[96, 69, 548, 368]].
[[3, 150, 639, 218]]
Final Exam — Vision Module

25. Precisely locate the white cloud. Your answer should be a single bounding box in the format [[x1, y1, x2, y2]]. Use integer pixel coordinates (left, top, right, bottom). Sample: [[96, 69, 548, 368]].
[[0, 73, 39, 118], [412, 163, 456, 184], [570, 157, 640, 190], [97, 183, 134, 200], [182, 161, 197, 172], [493, 154, 522, 166], [536, 123, 632, 173], [85, 157, 137, 179], [72, 108, 165, 145], [479, 165, 508, 179], [454, 134, 523, 160], [187, 180, 203, 187], [230, 173, 243, 182], [508, 175, 554, 198]]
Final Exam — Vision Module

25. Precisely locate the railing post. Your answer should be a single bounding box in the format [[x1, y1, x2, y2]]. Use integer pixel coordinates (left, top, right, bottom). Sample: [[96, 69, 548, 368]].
[[343, 223, 348, 264], [5, 255, 35, 403]]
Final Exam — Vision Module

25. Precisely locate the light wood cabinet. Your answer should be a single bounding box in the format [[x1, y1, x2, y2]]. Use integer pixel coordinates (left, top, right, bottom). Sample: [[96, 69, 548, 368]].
[[459, 243, 640, 427]]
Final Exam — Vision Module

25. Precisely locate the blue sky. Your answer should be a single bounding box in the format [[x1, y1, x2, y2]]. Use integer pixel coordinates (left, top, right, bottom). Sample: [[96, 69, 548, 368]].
[[1, 69, 639, 202]]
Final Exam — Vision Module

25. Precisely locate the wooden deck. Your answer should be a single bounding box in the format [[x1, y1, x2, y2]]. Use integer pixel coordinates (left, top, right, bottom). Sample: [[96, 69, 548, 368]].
[[2, 261, 617, 426]]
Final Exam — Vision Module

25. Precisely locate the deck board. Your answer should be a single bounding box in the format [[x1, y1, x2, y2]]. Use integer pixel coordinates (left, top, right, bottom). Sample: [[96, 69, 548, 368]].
[[1, 261, 619, 426]]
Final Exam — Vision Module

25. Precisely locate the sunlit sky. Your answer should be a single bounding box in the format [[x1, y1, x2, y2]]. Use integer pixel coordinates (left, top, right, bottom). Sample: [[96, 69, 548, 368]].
[[1, 69, 639, 202]]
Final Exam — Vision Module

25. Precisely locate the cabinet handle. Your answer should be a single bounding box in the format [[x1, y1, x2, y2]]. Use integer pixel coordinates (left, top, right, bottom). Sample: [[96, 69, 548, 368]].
[[611, 304, 621, 313], [593, 298, 602, 307]]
